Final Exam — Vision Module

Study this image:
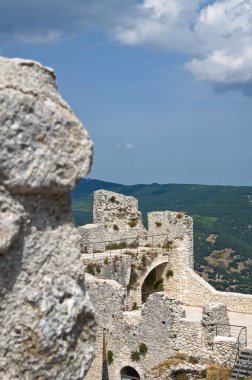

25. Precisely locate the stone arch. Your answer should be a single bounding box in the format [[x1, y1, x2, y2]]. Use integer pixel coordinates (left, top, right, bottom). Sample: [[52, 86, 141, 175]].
[[115, 361, 144, 380], [127, 256, 171, 309], [141, 261, 169, 303], [120, 366, 140, 379]]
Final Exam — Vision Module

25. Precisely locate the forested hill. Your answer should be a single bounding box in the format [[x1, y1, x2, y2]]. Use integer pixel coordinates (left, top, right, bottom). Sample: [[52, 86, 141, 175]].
[[71, 179, 252, 294]]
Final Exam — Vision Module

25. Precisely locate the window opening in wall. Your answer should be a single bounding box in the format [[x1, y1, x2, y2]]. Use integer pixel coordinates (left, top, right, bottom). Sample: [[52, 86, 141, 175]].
[[120, 366, 140, 380]]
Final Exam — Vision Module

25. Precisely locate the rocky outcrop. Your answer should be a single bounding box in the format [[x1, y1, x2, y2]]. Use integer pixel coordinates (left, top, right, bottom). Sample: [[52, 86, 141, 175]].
[[0, 57, 95, 379]]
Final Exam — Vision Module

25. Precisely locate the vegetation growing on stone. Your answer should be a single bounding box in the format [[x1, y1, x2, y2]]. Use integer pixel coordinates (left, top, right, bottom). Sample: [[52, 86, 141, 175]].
[[113, 224, 119, 231], [177, 212, 185, 219], [125, 250, 136, 257], [154, 280, 164, 291], [166, 269, 174, 278], [128, 219, 138, 228], [132, 302, 138, 310], [139, 343, 148, 355], [131, 350, 141, 362], [104, 257, 109, 265], [107, 350, 113, 365], [105, 242, 127, 250], [86, 262, 96, 275], [163, 240, 174, 251], [155, 221, 162, 227]]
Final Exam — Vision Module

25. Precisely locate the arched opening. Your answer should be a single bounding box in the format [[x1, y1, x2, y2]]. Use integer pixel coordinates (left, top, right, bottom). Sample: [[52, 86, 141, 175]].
[[141, 262, 169, 303], [120, 366, 140, 380]]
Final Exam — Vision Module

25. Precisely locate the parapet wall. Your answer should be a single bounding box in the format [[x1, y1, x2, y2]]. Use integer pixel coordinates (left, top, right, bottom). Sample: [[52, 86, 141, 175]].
[[177, 268, 252, 314]]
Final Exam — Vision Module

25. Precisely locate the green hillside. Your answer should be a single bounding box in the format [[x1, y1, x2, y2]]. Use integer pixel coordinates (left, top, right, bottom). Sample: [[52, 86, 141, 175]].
[[71, 179, 252, 294]]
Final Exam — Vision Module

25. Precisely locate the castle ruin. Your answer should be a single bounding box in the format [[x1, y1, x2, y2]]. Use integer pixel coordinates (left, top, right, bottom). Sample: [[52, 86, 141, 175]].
[[81, 190, 252, 380]]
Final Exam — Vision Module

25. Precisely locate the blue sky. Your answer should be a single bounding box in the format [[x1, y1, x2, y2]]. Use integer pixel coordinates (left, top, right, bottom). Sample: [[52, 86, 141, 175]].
[[1, 0, 252, 186]]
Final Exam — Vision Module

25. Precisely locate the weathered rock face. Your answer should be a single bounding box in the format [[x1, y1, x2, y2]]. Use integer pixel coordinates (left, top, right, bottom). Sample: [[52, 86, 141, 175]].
[[0, 57, 92, 194], [0, 57, 95, 379]]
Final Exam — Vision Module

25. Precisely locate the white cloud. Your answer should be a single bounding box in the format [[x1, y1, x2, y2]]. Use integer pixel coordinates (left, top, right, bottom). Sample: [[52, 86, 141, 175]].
[[115, 0, 200, 52], [113, 0, 252, 94], [185, 0, 252, 91], [1, 0, 251, 94], [186, 47, 252, 84], [124, 142, 135, 149], [114, 142, 135, 150]]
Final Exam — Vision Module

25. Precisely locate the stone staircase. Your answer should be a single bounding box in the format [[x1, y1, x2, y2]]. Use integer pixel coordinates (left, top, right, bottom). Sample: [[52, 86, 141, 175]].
[[229, 349, 252, 379]]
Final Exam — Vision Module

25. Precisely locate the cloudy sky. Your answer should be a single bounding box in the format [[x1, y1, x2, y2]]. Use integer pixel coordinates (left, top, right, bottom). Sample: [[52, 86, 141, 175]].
[[1, 0, 252, 185]]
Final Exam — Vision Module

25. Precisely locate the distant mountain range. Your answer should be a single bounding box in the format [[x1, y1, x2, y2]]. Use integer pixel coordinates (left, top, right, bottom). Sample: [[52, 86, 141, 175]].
[[71, 179, 252, 294]]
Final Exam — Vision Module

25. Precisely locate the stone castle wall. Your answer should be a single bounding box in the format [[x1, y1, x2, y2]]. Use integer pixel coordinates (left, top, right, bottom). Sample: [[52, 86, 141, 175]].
[[93, 190, 147, 242], [176, 268, 252, 314], [82, 189, 252, 314], [147, 211, 194, 270], [85, 274, 234, 380], [79, 223, 106, 254]]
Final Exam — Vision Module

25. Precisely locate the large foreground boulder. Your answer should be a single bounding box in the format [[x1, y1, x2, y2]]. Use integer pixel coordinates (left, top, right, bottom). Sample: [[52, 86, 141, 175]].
[[0, 57, 96, 379]]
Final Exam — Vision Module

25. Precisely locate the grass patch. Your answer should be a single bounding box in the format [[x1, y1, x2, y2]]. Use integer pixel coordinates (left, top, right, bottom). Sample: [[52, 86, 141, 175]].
[[106, 242, 127, 250]]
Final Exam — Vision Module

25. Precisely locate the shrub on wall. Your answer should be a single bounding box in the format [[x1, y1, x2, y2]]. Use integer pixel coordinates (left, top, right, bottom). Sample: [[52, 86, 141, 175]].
[[106, 242, 127, 250], [139, 343, 148, 356], [166, 269, 173, 279], [176, 212, 185, 219], [155, 221, 162, 227], [86, 263, 96, 275], [131, 351, 140, 362], [113, 224, 119, 231], [107, 350, 113, 365], [163, 240, 174, 251], [128, 219, 138, 228]]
